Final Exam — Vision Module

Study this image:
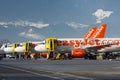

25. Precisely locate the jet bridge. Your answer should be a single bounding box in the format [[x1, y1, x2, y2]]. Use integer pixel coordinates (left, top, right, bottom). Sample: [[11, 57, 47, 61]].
[[12, 43, 19, 52], [45, 37, 68, 60], [22, 42, 32, 59], [12, 43, 19, 55], [45, 37, 58, 59], [23, 42, 32, 53]]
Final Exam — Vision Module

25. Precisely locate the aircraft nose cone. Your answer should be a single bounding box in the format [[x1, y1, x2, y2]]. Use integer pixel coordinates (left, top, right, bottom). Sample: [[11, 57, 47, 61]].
[[34, 45, 40, 52], [34, 45, 47, 52], [15, 47, 24, 52], [4, 47, 12, 53]]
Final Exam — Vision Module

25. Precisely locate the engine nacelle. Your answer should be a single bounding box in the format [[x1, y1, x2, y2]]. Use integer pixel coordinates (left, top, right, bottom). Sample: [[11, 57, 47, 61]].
[[71, 49, 85, 58], [23, 42, 32, 52]]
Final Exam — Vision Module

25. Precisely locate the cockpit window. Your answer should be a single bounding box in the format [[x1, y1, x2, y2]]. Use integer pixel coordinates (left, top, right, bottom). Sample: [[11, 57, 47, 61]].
[[5, 44, 7, 48]]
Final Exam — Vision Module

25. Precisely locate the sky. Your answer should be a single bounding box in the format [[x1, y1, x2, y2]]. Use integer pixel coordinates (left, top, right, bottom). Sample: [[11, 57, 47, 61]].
[[0, 0, 119, 42]]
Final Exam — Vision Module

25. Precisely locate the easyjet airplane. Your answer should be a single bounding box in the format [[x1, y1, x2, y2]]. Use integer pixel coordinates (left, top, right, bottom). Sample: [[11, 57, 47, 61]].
[[0, 43, 8, 53], [13, 25, 97, 53], [2, 43, 13, 53], [34, 24, 107, 58], [0, 25, 98, 55], [2, 42, 41, 54]]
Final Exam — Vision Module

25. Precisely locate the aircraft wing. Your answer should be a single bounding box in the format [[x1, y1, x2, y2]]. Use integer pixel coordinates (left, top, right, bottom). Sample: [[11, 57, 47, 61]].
[[85, 44, 111, 50], [79, 42, 114, 53], [97, 45, 120, 53]]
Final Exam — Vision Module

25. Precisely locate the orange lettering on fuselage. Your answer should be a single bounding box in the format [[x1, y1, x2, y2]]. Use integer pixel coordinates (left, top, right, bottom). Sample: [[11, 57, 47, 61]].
[[57, 40, 62, 46], [63, 40, 69, 46], [81, 41, 87, 46], [114, 40, 120, 46], [57, 39, 120, 48], [70, 40, 74, 46], [87, 40, 94, 46], [74, 40, 81, 47], [107, 40, 114, 45], [102, 40, 107, 45], [95, 39, 100, 46]]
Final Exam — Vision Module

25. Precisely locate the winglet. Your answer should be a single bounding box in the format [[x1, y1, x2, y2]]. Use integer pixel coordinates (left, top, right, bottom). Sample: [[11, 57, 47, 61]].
[[83, 27, 97, 39], [90, 24, 107, 38]]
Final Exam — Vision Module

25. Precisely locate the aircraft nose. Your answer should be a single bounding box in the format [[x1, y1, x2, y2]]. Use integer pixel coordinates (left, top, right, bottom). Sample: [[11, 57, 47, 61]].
[[14, 47, 24, 52], [34, 45, 41, 52], [4, 47, 12, 53], [34, 45, 47, 52]]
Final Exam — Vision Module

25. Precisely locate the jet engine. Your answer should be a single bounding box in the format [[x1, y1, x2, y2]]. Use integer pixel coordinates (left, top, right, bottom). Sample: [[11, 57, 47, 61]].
[[71, 49, 85, 58]]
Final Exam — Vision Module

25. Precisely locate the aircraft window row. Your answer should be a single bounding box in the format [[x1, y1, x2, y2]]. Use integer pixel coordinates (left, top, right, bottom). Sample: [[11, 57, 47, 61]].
[[41, 43, 45, 45]]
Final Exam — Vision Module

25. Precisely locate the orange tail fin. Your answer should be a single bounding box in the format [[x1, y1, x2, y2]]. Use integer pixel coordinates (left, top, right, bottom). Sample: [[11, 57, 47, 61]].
[[90, 24, 107, 38], [83, 27, 97, 39]]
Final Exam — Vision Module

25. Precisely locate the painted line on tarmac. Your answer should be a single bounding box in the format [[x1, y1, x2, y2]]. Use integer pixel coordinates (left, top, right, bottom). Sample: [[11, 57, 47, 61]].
[[54, 72, 94, 80], [2, 65, 64, 80], [1, 64, 94, 80]]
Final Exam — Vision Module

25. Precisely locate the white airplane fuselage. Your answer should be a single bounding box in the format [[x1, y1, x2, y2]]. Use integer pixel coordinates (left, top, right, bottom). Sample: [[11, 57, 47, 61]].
[[14, 42, 42, 53], [34, 38, 120, 53]]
